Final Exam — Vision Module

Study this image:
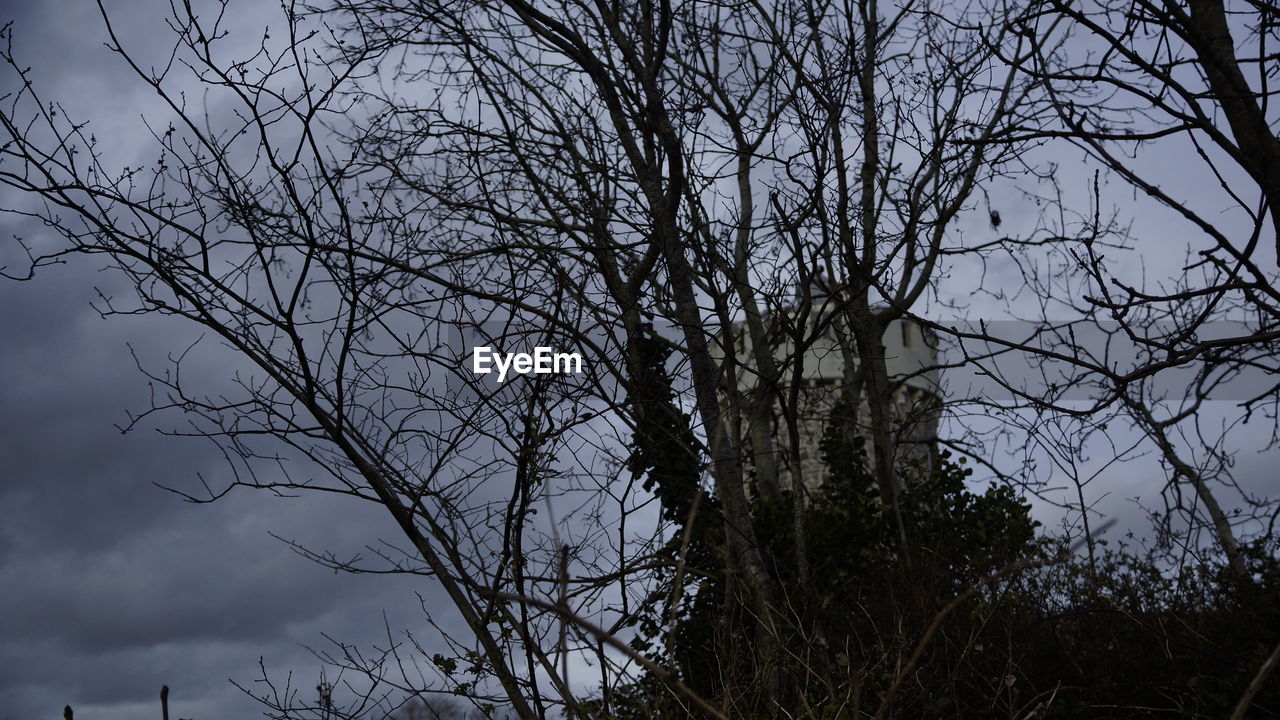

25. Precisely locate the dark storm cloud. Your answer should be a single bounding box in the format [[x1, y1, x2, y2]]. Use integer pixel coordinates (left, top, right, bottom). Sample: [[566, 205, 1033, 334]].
[[0, 4, 458, 719], [0, 257, 444, 719]]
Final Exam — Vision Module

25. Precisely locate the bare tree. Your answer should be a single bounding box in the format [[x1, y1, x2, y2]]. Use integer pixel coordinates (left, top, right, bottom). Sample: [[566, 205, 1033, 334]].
[[942, 0, 1280, 580], [320, 0, 1046, 710], [0, 0, 1083, 717]]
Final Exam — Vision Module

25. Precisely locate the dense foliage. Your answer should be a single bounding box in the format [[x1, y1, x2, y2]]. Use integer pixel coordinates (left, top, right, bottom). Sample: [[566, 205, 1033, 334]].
[[593, 398, 1280, 718]]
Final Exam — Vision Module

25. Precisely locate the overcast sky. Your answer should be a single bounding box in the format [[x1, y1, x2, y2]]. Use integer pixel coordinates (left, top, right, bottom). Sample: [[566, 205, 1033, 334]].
[[0, 202, 438, 714], [1, 1, 1275, 719], [0, 3, 457, 718]]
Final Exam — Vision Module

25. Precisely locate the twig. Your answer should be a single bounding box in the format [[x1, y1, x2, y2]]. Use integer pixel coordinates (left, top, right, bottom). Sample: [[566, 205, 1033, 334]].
[[1230, 639, 1280, 720], [486, 590, 728, 720]]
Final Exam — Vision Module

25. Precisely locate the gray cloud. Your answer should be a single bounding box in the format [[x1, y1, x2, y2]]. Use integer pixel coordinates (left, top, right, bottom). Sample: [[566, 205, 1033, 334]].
[[0, 5, 457, 718], [0, 258, 445, 718]]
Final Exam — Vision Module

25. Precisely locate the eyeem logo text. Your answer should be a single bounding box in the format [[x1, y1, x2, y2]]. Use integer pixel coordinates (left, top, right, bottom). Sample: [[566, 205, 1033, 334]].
[[471, 346, 584, 383]]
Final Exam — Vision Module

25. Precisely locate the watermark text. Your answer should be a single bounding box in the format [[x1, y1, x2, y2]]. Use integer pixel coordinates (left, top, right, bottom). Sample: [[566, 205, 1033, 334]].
[[471, 346, 584, 383]]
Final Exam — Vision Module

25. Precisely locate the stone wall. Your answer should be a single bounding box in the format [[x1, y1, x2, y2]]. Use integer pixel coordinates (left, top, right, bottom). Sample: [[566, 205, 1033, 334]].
[[752, 378, 940, 498], [718, 315, 942, 500]]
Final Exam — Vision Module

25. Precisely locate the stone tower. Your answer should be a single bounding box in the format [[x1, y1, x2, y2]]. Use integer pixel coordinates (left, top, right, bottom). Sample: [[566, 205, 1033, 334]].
[[721, 302, 941, 497]]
